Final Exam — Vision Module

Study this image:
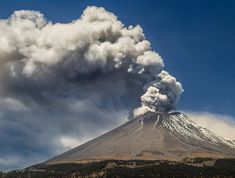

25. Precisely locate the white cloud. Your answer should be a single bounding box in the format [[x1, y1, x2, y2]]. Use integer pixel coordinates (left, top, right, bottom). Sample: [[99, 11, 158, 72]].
[[59, 136, 80, 149], [186, 111, 235, 140]]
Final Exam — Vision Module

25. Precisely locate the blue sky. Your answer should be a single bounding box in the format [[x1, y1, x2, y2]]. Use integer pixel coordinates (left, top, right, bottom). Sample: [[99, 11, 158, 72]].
[[0, 0, 235, 171], [1, 0, 234, 116]]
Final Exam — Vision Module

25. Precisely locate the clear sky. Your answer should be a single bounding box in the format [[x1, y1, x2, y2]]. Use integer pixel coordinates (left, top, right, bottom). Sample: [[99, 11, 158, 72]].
[[0, 0, 235, 171], [1, 0, 234, 116]]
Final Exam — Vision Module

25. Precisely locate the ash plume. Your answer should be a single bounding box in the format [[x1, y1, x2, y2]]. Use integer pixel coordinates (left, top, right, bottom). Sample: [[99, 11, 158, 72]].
[[0, 6, 183, 115], [0, 6, 183, 169], [133, 71, 183, 116]]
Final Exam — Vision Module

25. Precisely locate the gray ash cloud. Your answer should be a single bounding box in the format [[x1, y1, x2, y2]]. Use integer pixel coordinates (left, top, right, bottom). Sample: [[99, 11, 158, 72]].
[[0, 6, 183, 170]]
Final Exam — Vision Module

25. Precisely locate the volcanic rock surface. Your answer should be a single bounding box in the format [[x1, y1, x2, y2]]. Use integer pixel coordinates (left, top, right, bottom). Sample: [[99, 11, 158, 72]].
[[47, 112, 235, 164]]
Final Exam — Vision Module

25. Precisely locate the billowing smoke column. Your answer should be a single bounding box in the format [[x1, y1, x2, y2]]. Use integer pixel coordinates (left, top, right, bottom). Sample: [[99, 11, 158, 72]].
[[133, 71, 183, 116], [0, 6, 183, 116], [0, 6, 184, 169]]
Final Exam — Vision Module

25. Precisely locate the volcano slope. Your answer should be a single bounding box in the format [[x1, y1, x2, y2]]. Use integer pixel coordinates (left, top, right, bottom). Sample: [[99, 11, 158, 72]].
[[47, 112, 235, 164], [4, 112, 235, 178]]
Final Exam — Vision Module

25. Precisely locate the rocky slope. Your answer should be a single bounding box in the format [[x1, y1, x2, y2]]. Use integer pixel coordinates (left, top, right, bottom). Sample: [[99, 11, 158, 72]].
[[4, 159, 235, 178]]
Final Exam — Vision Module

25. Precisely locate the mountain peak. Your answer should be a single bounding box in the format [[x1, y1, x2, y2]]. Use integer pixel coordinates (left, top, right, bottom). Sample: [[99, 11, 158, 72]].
[[47, 112, 235, 164], [136, 111, 182, 126]]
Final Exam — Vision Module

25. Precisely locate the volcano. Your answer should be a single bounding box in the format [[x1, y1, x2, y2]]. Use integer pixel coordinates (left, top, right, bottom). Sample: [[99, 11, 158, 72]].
[[47, 112, 235, 164]]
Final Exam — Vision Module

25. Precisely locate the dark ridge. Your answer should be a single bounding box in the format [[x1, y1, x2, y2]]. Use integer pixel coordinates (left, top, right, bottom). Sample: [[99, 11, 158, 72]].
[[2, 159, 235, 178]]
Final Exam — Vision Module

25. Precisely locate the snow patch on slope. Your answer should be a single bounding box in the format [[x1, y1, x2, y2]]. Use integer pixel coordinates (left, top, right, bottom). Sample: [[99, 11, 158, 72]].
[[162, 113, 235, 148]]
